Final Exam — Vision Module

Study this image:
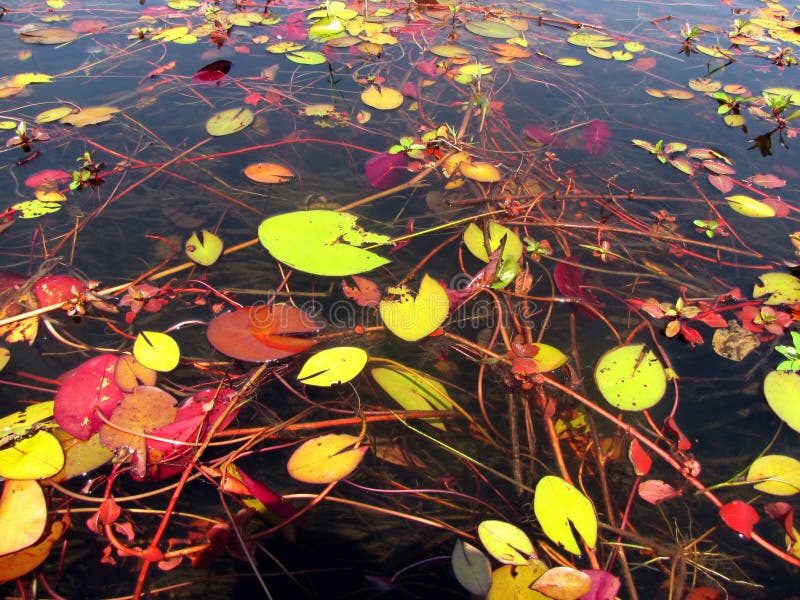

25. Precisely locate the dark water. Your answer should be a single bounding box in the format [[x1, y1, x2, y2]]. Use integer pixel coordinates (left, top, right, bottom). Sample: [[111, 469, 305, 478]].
[[0, 0, 798, 597]]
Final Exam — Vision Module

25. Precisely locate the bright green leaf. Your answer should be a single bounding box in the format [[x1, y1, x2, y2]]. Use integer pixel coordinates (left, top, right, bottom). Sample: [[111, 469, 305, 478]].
[[205, 107, 254, 136], [133, 331, 180, 372], [594, 344, 666, 411], [297, 346, 368, 386], [258, 210, 390, 276], [286, 50, 328, 65], [533, 475, 597, 555]]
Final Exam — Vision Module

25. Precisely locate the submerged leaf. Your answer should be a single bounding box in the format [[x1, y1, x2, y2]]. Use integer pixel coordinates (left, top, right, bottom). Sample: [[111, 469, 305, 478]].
[[451, 540, 492, 595], [371, 365, 453, 430]]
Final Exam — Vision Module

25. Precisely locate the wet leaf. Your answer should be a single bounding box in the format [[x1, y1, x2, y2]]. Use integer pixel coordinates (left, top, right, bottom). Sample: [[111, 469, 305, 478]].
[[243, 162, 294, 184], [628, 438, 652, 476], [477, 519, 536, 565], [719, 500, 759, 538], [749, 174, 786, 189], [0, 431, 64, 480], [459, 161, 502, 182], [530, 566, 592, 600], [207, 304, 322, 362], [763, 371, 800, 432], [0, 479, 46, 555], [707, 174, 735, 193], [19, 27, 77, 44], [567, 32, 617, 47], [48, 430, 113, 483], [185, 230, 223, 266], [297, 346, 368, 386], [725, 195, 775, 218], [371, 365, 453, 430], [451, 540, 492, 595], [487, 562, 549, 600], [638, 479, 682, 504], [0, 402, 54, 438], [286, 50, 327, 65], [753, 272, 800, 305], [763, 87, 800, 105], [361, 85, 403, 110], [463, 221, 523, 263], [286, 433, 367, 484], [534, 475, 597, 555], [465, 20, 518, 38], [133, 331, 180, 372], [747, 455, 800, 496], [594, 344, 667, 411], [60, 105, 120, 126], [205, 107, 254, 136], [258, 210, 391, 276], [341, 275, 380, 307], [379, 274, 449, 341], [0, 519, 65, 583]]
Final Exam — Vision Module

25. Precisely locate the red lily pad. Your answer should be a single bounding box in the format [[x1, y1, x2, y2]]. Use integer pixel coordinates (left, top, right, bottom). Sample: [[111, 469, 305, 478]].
[[24, 169, 71, 189], [54, 355, 124, 440], [32, 275, 83, 306], [719, 500, 759, 538], [207, 304, 324, 362]]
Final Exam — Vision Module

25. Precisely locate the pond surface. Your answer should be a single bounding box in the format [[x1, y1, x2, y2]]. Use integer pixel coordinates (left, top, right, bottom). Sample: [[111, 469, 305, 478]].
[[0, 0, 799, 597]]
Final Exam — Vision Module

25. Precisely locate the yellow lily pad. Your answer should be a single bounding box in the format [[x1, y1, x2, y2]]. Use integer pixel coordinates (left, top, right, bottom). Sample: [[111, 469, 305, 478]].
[[379, 274, 449, 341], [477, 520, 535, 565], [297, 346, 368, 387], [725, 194, 775, 218], [286, 433, 367, 484], [185, 230, 223, 266], [132, 331, 180, 372], [361, 85, 403, 110], [533, 475, 597, 555], [746, 454, 800, 496]]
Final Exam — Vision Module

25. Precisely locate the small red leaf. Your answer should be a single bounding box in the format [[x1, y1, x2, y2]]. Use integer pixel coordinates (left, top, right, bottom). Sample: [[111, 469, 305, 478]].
[[628, 439, 652, 476], [664, 416, 692, 451], [719, 500, 759, 538], [707, 174, 735, 193], [235, 465, 297, 520], [748, 173, 786, 188], [695, 311, 728, 328], [341, 275, 380, 307], [764, 502, 796, 543]]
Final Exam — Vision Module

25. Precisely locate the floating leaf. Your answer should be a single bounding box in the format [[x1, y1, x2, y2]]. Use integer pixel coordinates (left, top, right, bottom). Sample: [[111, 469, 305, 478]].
[[297, 346, 368, 387], [763, 87, 800, 106], [531, 566, 592, 599], [487, 562, 549, 600], [0, 431, 64, 480], [205, 107, 253, 136], [243, 162, 294, 184], [267, 41, 305, 53], [12, 73, 52, 86], [719, 500, 759, 538], [286, 433, 367, 484], [48, 430, 113, 483], [258, 210, 390, 276], [556, 57, 583, 66], [567, 32, 617, 47], [185, 230, 223, 266], [34, 106, 75, 123], [0, 519, 65, 584], [763, 370, 800, 432], [361, 85, 403, 110], [465, 20, 518, 38], [207, 304, 323, 362], [0, 479, 46, 556], [133, 331, 180, 372], [587, 47, 613, 59], [463, 222, 523, 263], [747, 455, 800, 496], [451, 540, 492, 595], [371, 365, 453, 430], [624, 41, 646, 52], [689, 78, 721, 92], [477, 520, 535, 565], [19, 27, 77, 44], [708, 174, 734, 193], [725, 195, 775, 218], [11, 198, 62, 219], [611, 50, 633, 61], [0, 347, 8, 372], [534, 475, 597, 555], [429, 44, 473, 58], [749, 174, 786, 189], [379, 274, 449, 341], [753, 272, 800, 305], [0, 403, 54, 439], [459, 161, 502, 182], [594, 344, 666, 411], [286, 50, 327, 65], [60, 105, 120, 127]]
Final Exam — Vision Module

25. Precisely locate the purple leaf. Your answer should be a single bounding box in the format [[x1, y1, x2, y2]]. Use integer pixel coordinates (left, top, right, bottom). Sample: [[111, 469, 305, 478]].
[[524, 124, 556, 145], [553, 257, 603, 317], [365, 151, 408, 190], [584, 119, 611, 155]]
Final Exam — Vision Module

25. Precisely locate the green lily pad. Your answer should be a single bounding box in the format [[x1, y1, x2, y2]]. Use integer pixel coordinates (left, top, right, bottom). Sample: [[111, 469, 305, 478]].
[[464, 20, 518, 39], [567, 32, 617, 48], [371, 365, 453, 430], [763, 370, 800, 432], [533, 475, 597, 555], [753, 272, 800, 305], [258, 210, 390, 276], [205, 107, 254, 136], [286, 50, 328, 65], [594, 344, 666, 411]]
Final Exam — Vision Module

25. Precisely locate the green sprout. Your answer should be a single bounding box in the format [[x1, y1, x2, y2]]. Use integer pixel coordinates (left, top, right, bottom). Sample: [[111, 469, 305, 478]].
[[775, 331, 800, 371], [693, 219, 719, 238]]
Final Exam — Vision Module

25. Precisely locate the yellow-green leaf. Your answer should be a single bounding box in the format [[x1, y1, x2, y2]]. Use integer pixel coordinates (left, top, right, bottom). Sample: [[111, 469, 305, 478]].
[[594, 344, 666, 411], [0, 431, 64, 480], [530, 343, 569, 372], [361, 85, 403, 110], [133, 331, 180, 372], [477, 519, 536, 565], [205, 107, 254, 136], [725, 194, 775, 218], [753, 272, 800, 305], [35, 106, 75, 123], [371, 365, 453, 430], [286, 433, 367, 483], [567, 32, 617, 47], [463, 221, 523, 263], [11, 199, 62, 219], [556, 57, 583, 66], [379, 274, 449, 341], [746, 454, 800, 496], [763, 370, 800, 432], [0, 402, 54, 437], [0, 479, 47, 556], [185, 230, 223, 266], [297, 346, 368, 387], [533, 475, 597, 555]]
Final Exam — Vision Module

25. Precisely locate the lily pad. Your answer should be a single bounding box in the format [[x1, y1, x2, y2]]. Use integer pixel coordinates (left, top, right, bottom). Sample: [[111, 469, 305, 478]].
[[465, 20, 518, 39], [205, 107, 254, 136], [753, 272, 800, 305], [463, 221, 523, 263], [297, 346, 368, 387], [451, 540, 492, 596], [286, 433, 367, 484], [379, 274, 450, 341], [533, 475, 597, 555], [185, 230, 223, 266], [747, 454, 800, 496], [361, 86, 403, 110], [725, 195, 776, 218], [243, 162, 294, 184], [763, 370, 800, 432], [371, 365, 453, 430], [0, 480, 47, 556], [594, 344, 666, 411], [133, 331, 180, 372], [258, 210, 391, 276], [477, 520, 535, 565], [0, 431, 64, 480]]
